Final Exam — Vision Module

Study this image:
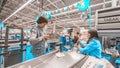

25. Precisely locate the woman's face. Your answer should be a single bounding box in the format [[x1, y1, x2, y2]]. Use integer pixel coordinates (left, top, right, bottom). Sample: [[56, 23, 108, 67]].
[[38, 23, 46, 28]]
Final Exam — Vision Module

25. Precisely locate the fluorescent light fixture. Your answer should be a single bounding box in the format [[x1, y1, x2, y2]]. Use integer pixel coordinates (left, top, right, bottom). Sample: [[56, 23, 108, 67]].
[[2, 0, 33, 22]]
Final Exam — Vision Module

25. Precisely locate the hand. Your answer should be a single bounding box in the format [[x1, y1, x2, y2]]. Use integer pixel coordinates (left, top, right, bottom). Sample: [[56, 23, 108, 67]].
[[75, 45, 79, 48], [78, 37, 82, 42], [43, 35, 50, 40], [74, 44, 79, 48]]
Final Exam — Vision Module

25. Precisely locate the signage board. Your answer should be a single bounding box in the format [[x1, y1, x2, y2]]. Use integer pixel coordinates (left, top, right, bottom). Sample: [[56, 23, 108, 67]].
[[96, 6, 120, 36]]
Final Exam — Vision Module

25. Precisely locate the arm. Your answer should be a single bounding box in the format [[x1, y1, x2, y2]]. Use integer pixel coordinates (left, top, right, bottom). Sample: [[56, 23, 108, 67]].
[[30, 32, 43, 45], [79, 41, 87, 48], [78, 40, 98, 54], [78, 34, 87, 48], [37, 36, 43, 41]]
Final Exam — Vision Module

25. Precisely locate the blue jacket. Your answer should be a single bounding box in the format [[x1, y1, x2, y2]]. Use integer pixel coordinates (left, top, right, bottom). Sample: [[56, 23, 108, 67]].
[[116, 42, 120, 52], [78, 39, 102, 58], [59, 36, 66, 45]]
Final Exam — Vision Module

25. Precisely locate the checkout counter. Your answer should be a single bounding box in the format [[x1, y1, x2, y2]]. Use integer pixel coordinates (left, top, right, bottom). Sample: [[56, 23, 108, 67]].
[[8, 50, 114, 68], [0, 26, 28, 67], [0, 39, 27, 67]]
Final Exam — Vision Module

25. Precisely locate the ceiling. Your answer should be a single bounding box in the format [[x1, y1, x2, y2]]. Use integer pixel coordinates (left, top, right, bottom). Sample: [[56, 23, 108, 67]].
[[0, 0, 119, 32]]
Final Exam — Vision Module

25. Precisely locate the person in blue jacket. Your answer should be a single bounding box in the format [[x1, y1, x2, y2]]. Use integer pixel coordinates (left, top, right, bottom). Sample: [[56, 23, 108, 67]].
[[116, 40, 120, 54], [78, 29, 102, 59]]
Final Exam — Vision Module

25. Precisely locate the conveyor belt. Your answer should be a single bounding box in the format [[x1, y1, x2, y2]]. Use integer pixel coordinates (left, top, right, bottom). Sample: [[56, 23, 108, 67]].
[[7, 50, 114, 68], [70, 55, 89, 68], [8, 50, 85, 68]]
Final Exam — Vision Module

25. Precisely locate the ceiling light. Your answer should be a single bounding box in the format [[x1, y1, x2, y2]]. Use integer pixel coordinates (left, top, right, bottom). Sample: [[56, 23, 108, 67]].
[[2, 0, 33, 23]]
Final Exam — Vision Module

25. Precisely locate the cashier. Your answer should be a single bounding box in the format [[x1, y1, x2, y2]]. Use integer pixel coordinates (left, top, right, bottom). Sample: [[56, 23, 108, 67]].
[[78, 29, 102, 58], [30, 16, 50, 57]]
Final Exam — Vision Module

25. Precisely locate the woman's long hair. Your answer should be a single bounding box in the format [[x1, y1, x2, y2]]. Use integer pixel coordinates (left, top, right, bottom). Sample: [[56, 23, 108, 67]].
[[87, 29, 99, 43]]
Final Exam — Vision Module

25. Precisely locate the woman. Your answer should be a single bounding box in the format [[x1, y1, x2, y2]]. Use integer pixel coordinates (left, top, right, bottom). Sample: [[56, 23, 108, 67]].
[[78, 29, 102, 58], [30, 16, 50, 57]]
